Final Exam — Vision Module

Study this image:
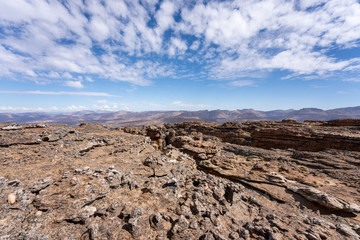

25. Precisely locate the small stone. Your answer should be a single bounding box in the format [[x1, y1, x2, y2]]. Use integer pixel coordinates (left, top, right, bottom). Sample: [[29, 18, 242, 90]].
[[149, 213, 164, 230], [162, 178, 178, 188], [82, 166, 90, 174], [336, 224, 359, 238], [110, 169, 120, 175], [129, 217, 142, 237], [107, 172, 115, 179], [84, 206, 97, 217], [210, 213, 220, 226], [189, 219, 198, 229], [191, 199, 206, 215], [7, 193, 16, 204], [131, 207, 143, 218], [108, 203, 118, 213], [35, 211, 43, 217], [267, 172, 287, 183], [213, 187, 225, 201], [170, 215, 189, 236], [237, 228, 250, 240], [29, 177, 52, 193], [266, 214, 276, 221], [2, 124, 22, 130], [306, 232, 321, 240], [70, 177, 78, 186], [228, 231, 239, 240], [8, 180, 20, 187], [307, 217, 336, 229], [269, 232, 283, 240], [0, 176, 4, 186], [89, 222, 99, 239], [94, 168, 104, 173], [62, 171, 70, 179]]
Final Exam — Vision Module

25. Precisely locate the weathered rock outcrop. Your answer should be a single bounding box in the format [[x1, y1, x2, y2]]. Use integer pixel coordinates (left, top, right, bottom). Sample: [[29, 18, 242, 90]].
[[136, 120, 360, 152], [1, 121, 360, 239]]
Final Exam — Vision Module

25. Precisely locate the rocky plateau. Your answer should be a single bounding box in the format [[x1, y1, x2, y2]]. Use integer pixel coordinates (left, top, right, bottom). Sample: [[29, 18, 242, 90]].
[[1, 119, 360, 239]]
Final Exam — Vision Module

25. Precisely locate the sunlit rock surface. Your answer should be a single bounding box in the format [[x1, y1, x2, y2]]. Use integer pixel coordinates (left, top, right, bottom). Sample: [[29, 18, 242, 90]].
[[1, 120, 360, 239]]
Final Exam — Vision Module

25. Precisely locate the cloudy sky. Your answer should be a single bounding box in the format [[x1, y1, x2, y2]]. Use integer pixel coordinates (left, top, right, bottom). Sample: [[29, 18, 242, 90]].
[[0, 0, 360, 112]]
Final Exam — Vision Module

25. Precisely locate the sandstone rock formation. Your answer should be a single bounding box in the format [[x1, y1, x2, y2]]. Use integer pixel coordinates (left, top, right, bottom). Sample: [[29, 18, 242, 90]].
[[1, 120, 360, 239]]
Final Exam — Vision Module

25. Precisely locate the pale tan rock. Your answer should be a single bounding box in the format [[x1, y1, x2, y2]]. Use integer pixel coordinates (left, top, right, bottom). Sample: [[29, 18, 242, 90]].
[[7, 193, 16, 204], [288, 186, 360, 213], [84, 206, 97, 217]]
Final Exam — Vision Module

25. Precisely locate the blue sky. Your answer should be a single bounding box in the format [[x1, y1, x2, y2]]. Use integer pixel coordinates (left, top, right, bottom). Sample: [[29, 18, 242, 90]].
[[0, 0, 360, 112]]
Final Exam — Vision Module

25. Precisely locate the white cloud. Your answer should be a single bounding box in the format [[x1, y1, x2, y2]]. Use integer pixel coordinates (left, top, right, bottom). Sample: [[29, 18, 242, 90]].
[[179, 0, 360, 79], [0, 104, 129, 113], [230, 80, 255, 87], [62, 72, 73, 79], [96, 99, 108, 104], [256, 50, 350, 75], [172, 101, 211, 109], [0, 106, 45, 112], [64, 80, 84, 88], [155, 1, 177, 35], [46, 71, 61, 78], [63, 105, 87, 111], [343, 78, 360, 82], [190, 40, 200, 51], [0, 0, 359, 85], [85, 76, 94, 82], [168, 38, 187, 56], [0, 90, 121, 97], [0, 0, 169, 86], [88, 17, 110, 42]]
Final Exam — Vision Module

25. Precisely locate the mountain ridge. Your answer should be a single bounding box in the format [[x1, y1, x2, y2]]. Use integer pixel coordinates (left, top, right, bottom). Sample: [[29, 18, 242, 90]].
[[1, 106, 360, 126]]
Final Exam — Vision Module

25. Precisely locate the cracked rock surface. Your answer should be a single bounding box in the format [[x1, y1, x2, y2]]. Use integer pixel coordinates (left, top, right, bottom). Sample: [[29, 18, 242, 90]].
[[1, 121, 360, 239]]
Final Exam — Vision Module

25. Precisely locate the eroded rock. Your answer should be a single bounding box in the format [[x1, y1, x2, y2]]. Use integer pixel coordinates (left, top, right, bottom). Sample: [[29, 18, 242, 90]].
[[289, 186, 360, 213], [0, 121, 359, 239]]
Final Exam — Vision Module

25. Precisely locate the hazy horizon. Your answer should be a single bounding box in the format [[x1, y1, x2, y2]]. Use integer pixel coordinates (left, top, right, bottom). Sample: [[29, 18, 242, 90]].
[[1, 105, 360, 114], [1, 0, 360, 112]]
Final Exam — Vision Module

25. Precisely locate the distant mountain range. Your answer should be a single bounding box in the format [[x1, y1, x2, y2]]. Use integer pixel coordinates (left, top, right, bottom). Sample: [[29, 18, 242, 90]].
[[1, 106, 360, 127]]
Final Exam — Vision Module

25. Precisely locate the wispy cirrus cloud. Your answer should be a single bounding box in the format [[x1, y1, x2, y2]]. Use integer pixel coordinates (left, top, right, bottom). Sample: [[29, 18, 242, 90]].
[[172, 101, 211, 109], [229, 80, 256, 87], [0, 106, 57, 112], [343, 78, 360, 83], [64, 80, 84, 89], [0, 104, 124, 112], [0, 90, 121, 97]]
